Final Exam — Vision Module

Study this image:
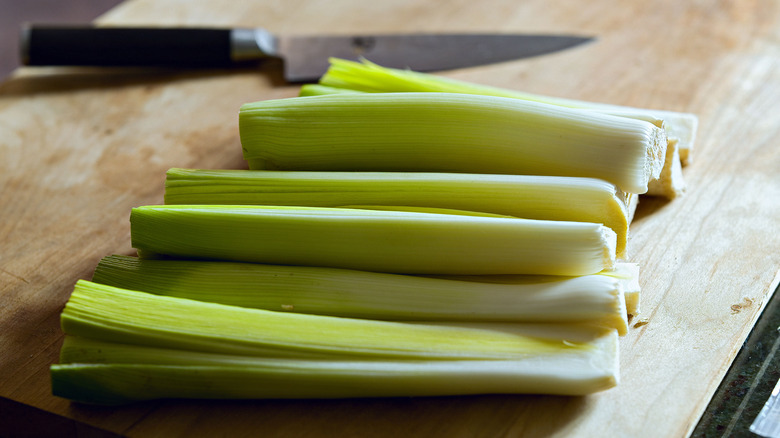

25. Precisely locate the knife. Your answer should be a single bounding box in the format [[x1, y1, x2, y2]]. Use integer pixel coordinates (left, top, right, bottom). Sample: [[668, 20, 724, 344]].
[[19, 25, 593, 82]]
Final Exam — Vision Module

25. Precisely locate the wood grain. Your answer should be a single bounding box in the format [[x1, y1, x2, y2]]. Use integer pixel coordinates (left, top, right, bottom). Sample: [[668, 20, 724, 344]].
[[1, 0, 779, 436]]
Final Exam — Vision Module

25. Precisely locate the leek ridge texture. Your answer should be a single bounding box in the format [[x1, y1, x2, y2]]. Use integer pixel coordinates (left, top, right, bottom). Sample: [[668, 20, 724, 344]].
[[312, 57, 697, 165], [92, 255, 629, 334], [239, 92, 667, 194], [130, 204, 617, 276], [53, 332, 618, 404], [63, 280, 589, 361], [164, 168, 633, 255], [53, 282, 619, 404]]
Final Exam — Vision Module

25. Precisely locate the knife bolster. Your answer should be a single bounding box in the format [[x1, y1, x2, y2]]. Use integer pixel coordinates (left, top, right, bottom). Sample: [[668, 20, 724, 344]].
[[231, 28, 278, 61]]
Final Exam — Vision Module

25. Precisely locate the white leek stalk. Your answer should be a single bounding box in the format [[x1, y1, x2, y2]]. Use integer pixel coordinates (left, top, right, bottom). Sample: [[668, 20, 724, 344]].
[[239, 92, 667, 194], [602, 262, 641, 315], [164, 168, 633, 255], [130, 205, 617, 276]]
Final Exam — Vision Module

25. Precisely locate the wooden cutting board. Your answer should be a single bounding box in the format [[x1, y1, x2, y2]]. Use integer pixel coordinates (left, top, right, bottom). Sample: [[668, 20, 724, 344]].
[[2, 0, 779, 436]]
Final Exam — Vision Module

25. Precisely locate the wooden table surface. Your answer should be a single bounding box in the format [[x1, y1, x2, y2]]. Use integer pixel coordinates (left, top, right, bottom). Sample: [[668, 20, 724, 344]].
[[1, 0, 779, 436]]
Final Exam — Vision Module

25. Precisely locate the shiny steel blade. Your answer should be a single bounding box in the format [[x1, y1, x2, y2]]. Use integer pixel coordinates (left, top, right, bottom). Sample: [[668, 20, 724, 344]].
[[276, 33, 593, 82]]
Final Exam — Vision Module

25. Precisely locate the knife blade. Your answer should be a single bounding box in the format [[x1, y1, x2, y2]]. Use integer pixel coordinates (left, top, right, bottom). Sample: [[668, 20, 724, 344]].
[[20, 25, 593, 82]]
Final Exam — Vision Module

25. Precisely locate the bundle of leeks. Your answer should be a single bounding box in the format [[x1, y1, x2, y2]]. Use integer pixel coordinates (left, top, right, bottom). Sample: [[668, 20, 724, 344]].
[[52, 58, 696, 405]]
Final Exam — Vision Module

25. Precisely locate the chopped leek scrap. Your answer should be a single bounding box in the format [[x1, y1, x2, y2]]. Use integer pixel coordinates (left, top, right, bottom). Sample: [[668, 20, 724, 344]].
[[311, 57, 697, 165], [130, 205, 617, 276], [239, 92, 667, 194], [52, 327, 618, 404], [92, 255, 629, 334], [163, 168, 633, 255]]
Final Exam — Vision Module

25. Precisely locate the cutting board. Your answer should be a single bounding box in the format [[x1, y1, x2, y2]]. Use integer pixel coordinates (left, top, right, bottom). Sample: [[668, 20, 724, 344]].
[[2, 0, 779, 436]]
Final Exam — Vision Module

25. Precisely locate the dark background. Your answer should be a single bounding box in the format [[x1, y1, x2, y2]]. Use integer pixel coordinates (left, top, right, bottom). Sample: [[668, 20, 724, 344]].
[[0, 0, 123, 79]]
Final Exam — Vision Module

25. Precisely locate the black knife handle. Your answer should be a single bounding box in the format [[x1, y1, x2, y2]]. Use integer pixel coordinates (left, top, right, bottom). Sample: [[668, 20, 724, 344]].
[[21, 25, 234, 68]]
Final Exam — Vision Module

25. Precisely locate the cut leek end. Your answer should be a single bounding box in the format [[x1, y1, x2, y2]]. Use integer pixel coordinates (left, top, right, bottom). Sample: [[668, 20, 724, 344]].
[[646, 138, 686, 199], [593, 311, 627, 337], [601, 227, 618, 272], [645, 126, 669, 189], [600, 263, 641, 316], [611, 287, 629, 336], [626, 291, 641, 317]]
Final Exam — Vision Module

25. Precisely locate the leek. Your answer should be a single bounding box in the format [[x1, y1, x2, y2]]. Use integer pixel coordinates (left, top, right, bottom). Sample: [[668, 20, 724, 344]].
[[163, 168, 633, 255], [92, 255, 629, 334], [239, 92, 667, 194], [311, 57, 697, 165], [433, 262, 640, 316], [299, 84, 361, 96], [52, 328, 618, 404], [63, 281, 581, 360], [602, 263, 641, 315], [646, 138, 686, 198], [130, 205, 617, 276]]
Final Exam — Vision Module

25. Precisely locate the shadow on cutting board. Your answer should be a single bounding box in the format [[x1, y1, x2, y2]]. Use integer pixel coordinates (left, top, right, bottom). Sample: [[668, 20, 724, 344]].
[[631, 195, 673, 225], [0, 59, 288, 97], [63, 393, 590, 437]]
